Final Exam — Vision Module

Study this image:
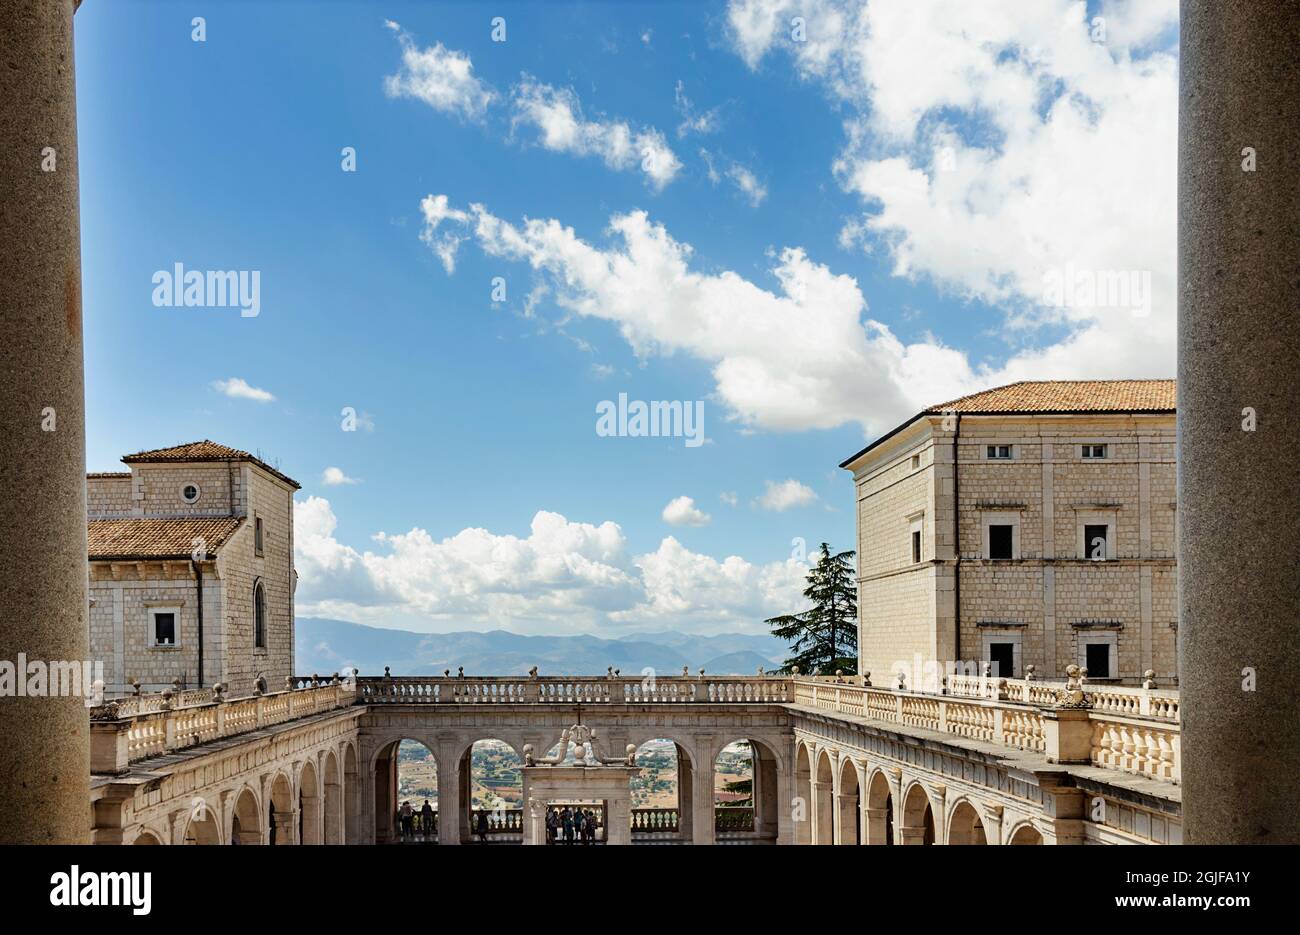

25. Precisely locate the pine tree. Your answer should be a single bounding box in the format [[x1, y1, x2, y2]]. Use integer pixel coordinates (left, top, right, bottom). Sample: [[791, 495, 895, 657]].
[[766, 543, 858, 674]]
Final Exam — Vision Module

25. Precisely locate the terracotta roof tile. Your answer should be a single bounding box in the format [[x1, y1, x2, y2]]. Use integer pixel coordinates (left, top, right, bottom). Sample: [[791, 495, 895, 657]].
[[841, 380, 1176, 468], [87, 517, 243, 561], [121, 439, 300, 489], [925, 380, 1175, 414]]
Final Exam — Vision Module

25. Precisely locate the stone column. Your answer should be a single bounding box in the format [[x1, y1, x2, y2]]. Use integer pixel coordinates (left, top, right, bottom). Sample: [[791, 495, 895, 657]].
[[0, 0, 90, 845], [436, 740, 462, 845], [1178, 0, 1300, 844], [834, 791, 859, 845], [864, 807, 889, 845], [691, 742, 716, 845], [811, 780, 833, 844]]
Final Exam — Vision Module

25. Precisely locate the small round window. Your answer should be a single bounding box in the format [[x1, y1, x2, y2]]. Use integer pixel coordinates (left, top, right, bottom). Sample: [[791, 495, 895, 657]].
[[180, 483, 201, 504]]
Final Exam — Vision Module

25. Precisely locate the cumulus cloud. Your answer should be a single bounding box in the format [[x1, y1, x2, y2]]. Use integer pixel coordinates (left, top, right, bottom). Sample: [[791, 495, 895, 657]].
[[419, 195, 975, 434], [419, 194, 472, 273], [511, 76, 682, 189], [755, 479, 818, 511], [212, 377, 274, 403], [321, 467, 361, 487], [383, 22, 497, 121], [294, 497, 805, 634], [725, 0, 1180, 384], [661, 495, 712, 527]]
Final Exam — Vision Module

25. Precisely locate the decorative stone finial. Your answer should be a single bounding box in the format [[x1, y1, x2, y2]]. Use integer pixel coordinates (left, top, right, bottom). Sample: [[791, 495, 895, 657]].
[[211, 682, 226, 703], [457, 666, 464, 678], [790, 665, 800, 676], [1024, 664, 1036, 682], [682, 665, 689, 677], [1055, 664, 1091, 708], [160, 689, 174, 711], [613, 668, 620, 677], [697, 667, 705, 678], [253, 673, 267, 696], [607, 666, 614, 678], [1143, 669, 1156, 690], [383, 666, 392, 679], [757, 665, 765, 676], [129, 677, 142, 698], [443, 669, 451, 678], [284, 676, 294, 691], [172, 676, 183, 692], [528, 666, 539, 679], [896, 670, 907, 691], [862, 671, 871, 687], [522, 743, 535, 767]]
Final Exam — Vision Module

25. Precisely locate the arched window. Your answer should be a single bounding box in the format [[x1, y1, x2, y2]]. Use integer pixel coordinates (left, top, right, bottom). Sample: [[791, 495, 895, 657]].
[[254, 579, 267, 649]]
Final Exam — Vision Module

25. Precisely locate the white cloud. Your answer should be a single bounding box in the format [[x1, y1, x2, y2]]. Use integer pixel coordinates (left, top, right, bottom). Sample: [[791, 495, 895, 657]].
[[321, 467, 361, 487], [674, 80, 721, 137], [212, 377, 274, 403], [755, 479, 818, 511], [720, 491, 739, 507], [661, 495, 712, 527], [419, 194, 472, 273], [294, 497, 804, 634], [424, 195, 976, 434], [726, 162, 767, 206], [725, 0, 1180, 386], [383, 24, 497, 121], [511, 76, 682, 189]]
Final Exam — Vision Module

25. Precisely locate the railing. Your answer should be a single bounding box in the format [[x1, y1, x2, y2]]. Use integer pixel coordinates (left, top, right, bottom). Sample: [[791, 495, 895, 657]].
[[389, 806, 756, 840], [792, 674, 1180, 784], [89, 680, 356, 772], [714, 806, 755, 833], [631, 808, 679, 834], [357, 674, 791, 705]]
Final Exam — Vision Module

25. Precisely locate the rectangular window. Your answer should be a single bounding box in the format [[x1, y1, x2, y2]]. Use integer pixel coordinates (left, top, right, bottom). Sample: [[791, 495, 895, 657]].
[[988, 642, 1016, 678], [1085, 642, 1112, 678], [912, 529, 922, 564], [986, 444, 1012, 460], [152, 611, 176, 646], [1081, 444, 1107, 459], [255, 516, 264, 556], [1084, 524, 1109, 560], [910, 454, 920, 470], [988, 524, 1014, 560]]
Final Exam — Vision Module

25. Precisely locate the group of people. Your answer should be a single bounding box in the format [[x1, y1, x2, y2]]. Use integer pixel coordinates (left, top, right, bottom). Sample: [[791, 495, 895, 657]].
[[546, 805, 600, 844], [397, 799, 436, 839]]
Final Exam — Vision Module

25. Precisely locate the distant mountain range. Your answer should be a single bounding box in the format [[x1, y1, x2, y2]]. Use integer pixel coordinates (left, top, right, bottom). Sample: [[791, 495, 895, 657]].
[[295, 618, 789, 678]]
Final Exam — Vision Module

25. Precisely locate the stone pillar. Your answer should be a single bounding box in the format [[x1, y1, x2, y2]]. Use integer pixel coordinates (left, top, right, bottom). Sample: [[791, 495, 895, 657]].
[[677, 749, 694, 843], [0, 0, 90, 845], [865, 807, 889, 845], [691, 745, 716, 845], [811, 780, 833, 844], [834, 792, 859, 845], [1178, 0, 1300, 844], [436, 741, 462, 845]]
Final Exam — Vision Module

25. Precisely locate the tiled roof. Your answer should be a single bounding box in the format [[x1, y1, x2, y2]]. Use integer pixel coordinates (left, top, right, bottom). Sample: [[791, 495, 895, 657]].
[[841, 380, 1176, 468], [925, 380, 1175, 414], [121, 439, 300, 489], [87, 517, 243, 561]]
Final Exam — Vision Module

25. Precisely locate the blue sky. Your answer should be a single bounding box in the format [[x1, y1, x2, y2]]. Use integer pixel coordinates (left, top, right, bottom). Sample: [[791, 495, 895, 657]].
[[73, 1, 1178, 635]]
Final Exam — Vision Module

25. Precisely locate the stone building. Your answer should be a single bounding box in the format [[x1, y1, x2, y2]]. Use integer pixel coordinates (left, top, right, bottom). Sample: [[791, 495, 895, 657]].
[[86, 441, 299, 697], [840, 381, 1177, 688]]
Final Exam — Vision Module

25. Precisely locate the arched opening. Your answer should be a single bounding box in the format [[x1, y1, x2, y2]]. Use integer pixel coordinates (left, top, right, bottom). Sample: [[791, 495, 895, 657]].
[[947, 800, 988, 844], [837, 759, 861, 845], [1009, 823, 1044, 845], [323, 750, 342, 844], [299, 759, 322, 845], [814, 750, 835, 844], [231, 786, 262, 845], [900, 783, 935, 845], [865, 770, 894, 845], [182, 804, 221, 845], [375, 738, 438, 844], [714, 738, 780, 843], [631, 738, 690, 843], [132, 829, 162, 845], [795, 743, 812, 845], [343, 743, 359, 844], [268, 772, 294, 845], [460, 738, 524, 844]]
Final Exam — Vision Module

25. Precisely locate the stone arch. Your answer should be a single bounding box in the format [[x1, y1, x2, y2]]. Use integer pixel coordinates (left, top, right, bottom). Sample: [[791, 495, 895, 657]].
[[1007, 821, 1044, 845], [813, 748, 835, 844], [182, 802, 222, 845], [630, 738, 693, 841], [231, 785, 262, 845], [323, 749, 342, 844], [299, 757, 322, 845], [837, 758, 861, 845], [865, 768, 894, 845], [947, 797, 988, 845], [268, 770, 294, 845], [372, 737, 438, 844], [343, 741, 359, 844], [458, 736, 525, 844], [710, 736, 782, 842], [794, 742, 813, 845], [132, 828, 163, 845], [900, 781, 936, 845]]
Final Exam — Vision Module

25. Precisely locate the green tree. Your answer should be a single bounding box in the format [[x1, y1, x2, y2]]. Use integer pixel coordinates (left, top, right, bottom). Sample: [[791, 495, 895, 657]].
[[766, 543, 858, 674]]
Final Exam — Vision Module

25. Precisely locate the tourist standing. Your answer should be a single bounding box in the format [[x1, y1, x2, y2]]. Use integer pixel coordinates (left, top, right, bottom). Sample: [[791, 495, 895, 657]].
[[399, 800, 414, 839], [420, 799, 435, 839], [562, 807, 574, 844]]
